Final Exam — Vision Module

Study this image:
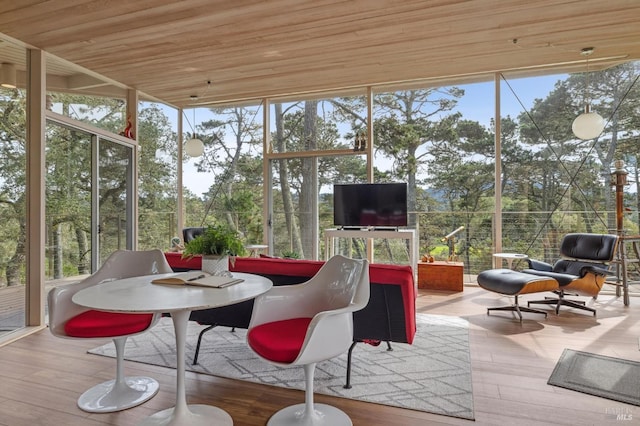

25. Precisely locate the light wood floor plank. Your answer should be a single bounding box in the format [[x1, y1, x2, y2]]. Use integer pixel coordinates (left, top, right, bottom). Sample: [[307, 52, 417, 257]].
[[0, 286, 638, 425]]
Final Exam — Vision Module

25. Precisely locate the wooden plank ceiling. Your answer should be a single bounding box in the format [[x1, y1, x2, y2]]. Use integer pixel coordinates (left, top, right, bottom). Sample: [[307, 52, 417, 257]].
[[1, 0, 639, 107]]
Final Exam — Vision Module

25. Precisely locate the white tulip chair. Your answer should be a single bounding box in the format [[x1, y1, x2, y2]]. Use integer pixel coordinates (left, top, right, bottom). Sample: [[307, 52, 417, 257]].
[[247, 255, 370, 426], [47, 249, 172, 413]]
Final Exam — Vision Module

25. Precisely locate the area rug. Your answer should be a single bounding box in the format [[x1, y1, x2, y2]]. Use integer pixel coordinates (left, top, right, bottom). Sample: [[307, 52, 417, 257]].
[[89, 313, 474, 420], [548, 349, 640, 406]]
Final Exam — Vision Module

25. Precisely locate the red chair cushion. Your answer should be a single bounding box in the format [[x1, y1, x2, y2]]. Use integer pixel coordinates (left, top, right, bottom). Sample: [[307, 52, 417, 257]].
[[64, 310, 154, 338], [247, 317, 312, 363]]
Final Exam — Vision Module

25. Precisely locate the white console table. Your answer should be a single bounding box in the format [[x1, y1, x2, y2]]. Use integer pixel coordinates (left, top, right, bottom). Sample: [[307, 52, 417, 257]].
[[324, 228, 418, 273]]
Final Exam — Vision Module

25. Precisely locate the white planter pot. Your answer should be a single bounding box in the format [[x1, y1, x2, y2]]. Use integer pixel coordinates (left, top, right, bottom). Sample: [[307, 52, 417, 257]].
[[201, 255, 231, 277]]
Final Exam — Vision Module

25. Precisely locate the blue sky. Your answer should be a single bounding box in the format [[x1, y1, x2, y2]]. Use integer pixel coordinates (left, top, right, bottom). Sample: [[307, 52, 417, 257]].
[[453, 74, 564, 127]]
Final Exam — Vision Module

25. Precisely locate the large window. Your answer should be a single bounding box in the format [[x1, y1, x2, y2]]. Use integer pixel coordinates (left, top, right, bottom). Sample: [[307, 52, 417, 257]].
[[500, 63, 640, 267], [268, 95, 368, 259], [0, 49, 26, 334], [45, 53, 128, 136], [269, 96, 367, 153], [137, 102, 179, 251], [96, 137, 134, 263], [45, 118, 135, 277], [182, 104, 265, 246], [372, 86, 494, 272], [44, 122, 92, 279], [177, 63, 640, 274]]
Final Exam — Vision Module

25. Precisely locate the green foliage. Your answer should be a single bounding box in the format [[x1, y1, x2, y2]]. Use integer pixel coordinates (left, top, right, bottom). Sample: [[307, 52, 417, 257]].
[[281, 250, 300, 259], [4, 63, 640, 285], [182, 223, 246, 257]]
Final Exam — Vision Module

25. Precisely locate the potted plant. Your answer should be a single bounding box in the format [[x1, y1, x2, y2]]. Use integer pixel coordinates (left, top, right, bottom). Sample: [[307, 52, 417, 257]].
[[182, 223, 246, 275], [281, 250, 300, 259]]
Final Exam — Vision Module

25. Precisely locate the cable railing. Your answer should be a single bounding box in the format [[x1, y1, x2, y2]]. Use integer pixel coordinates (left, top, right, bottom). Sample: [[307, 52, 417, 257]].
[[35, 209, 640, 290]]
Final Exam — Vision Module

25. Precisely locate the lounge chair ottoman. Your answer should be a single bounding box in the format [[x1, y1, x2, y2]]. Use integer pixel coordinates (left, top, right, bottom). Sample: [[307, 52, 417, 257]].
[[477, 269, 559, 321]]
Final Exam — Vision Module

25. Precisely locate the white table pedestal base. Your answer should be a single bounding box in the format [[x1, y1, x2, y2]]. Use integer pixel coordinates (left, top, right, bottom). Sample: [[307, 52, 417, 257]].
[[267, 403, 352, 426], [78, 376, 159, 413], [138, 310, 233, 425], [139, 404, 232, 426]]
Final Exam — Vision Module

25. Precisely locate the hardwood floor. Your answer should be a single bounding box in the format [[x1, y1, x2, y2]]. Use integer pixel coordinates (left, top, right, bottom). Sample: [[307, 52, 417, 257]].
[[0, 285, 638, 426]]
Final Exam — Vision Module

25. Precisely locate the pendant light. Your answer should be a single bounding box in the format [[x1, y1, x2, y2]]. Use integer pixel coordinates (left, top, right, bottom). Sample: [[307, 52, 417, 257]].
[[185, 107, 204, 157], [571, 47, 605, 140]]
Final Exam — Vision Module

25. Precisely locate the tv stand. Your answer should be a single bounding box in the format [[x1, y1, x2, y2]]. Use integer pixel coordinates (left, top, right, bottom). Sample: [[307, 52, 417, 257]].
[[324, 228, 417, 275], [337, 226, 401, 231]]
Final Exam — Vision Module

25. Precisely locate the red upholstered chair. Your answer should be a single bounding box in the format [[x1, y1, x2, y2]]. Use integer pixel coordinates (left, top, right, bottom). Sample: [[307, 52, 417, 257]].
[[247, 255, 370, 426], [47, 249, 173, 413]]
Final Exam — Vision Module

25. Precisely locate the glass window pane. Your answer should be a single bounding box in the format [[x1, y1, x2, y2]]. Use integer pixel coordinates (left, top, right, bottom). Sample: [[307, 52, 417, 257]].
[[182, 104, 265, 247], [98, 138, 131, 262], [137, 102, 179, 251], [270, 95, 367, 153], [45, 123, 92, 279], [373, 85, 494, 275], [0, 76, 26, 334], [46, 53, 129, 135], [270, 155, 367, 260]]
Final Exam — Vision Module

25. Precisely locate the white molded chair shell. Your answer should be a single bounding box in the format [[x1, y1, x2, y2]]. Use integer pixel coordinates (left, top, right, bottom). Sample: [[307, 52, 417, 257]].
[[247, 255, 370, 425], [47, 249, 173, 413], [48, 249, 173, 338]]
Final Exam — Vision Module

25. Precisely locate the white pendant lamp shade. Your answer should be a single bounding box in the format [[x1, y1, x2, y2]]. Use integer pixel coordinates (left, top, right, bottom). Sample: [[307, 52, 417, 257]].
[[572, 105, 605, 140], [1, 63, 16, 88], [184, 136, 204, 157], [571, 47, 605, 140]]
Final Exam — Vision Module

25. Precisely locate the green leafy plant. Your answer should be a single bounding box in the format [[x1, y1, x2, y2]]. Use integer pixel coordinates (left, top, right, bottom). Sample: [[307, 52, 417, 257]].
[[182, 223, 246, 258], [281, 250, 300, 259]]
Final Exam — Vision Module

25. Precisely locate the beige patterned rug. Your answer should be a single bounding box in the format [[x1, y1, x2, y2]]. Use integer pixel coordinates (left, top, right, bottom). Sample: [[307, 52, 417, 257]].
[[89, 313, 474, 420]]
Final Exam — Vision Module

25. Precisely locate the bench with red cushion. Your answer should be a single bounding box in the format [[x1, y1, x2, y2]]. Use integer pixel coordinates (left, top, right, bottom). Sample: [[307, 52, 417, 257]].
[[164, 253, 416, 386]]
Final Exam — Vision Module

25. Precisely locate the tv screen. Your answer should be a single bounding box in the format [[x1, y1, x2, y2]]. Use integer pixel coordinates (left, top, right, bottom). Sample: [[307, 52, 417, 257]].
[[333, 183, 408, 228]]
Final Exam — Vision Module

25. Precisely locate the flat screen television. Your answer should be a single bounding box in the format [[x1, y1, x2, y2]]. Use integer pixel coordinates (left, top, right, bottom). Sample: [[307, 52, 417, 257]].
[[333, 183, 408, 228]]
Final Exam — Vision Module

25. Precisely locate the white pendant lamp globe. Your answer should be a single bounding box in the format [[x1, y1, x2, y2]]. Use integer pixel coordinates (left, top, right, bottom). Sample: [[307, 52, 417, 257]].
[[185, 105, 204, 157], [572, 47, 605, 140], [572, 105, 605, 140], [185, 134, 204, 157]]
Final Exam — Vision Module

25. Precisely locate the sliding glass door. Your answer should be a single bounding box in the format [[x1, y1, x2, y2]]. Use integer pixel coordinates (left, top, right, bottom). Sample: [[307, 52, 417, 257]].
[[95, 137, 134, 266], [45, 123, 92, 279], [45, 120, 134, 279]]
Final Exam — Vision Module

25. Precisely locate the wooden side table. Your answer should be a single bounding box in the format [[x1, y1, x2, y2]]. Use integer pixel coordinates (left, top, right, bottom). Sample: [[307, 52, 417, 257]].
[[417, 261, 463, 291]]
